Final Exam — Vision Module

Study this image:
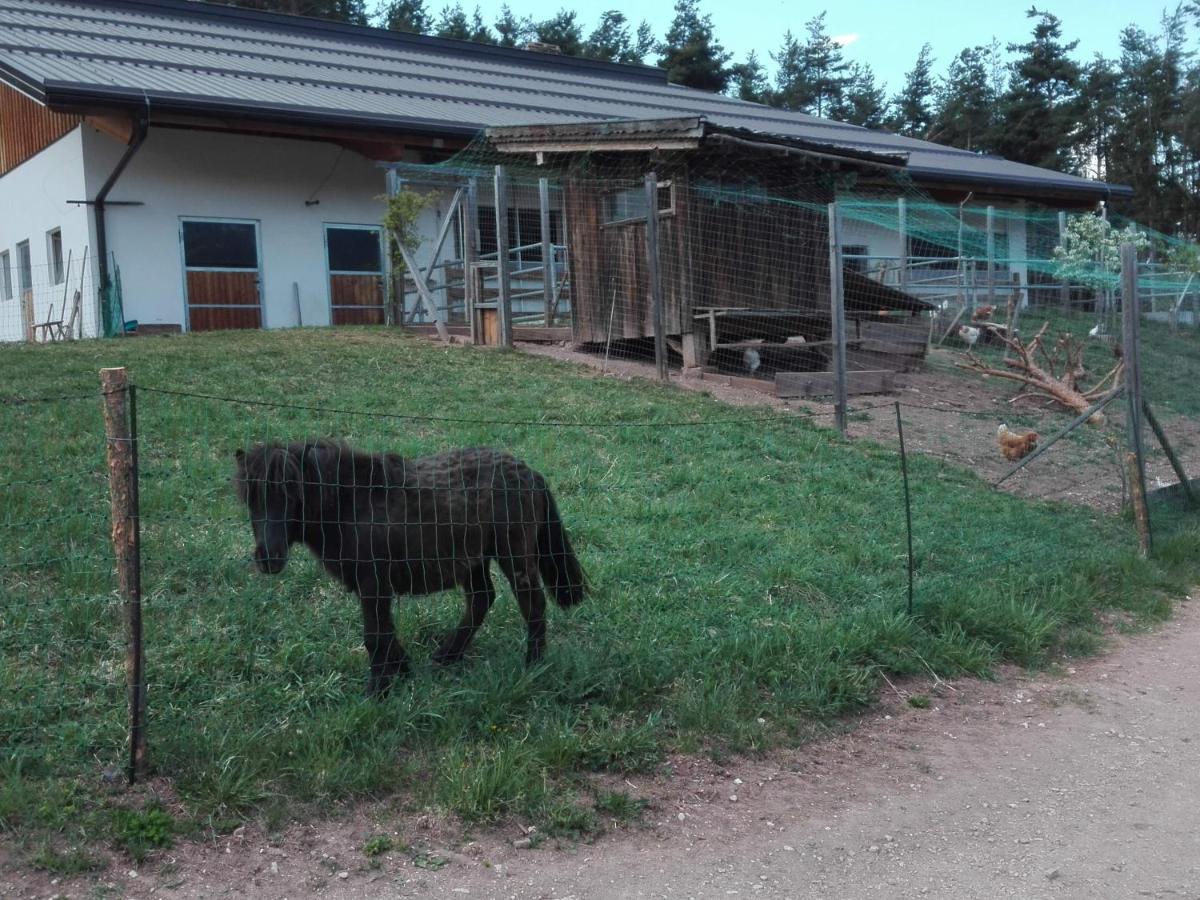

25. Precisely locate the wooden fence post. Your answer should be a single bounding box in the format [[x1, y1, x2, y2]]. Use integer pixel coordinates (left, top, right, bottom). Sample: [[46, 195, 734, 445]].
[[464, 177, 480, 344], [1057, 211, 1070, 311], [100, 366, 146, 783], [494, 166, 514, 348], [985, 205, 996, 309], [828, 202, 848, 436], [645, 172, 667, 381], [1121, 243, 1151, 556]]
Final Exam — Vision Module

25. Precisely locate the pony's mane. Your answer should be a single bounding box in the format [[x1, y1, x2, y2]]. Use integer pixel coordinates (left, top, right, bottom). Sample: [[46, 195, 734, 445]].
[[234, 439, 349, 501]]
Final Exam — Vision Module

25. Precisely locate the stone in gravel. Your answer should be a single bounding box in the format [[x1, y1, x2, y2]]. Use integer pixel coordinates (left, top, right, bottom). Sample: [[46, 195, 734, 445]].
[[1045, 868, 1062, 880], [337, 871, 349, 879], [513, 838, 534, 849]]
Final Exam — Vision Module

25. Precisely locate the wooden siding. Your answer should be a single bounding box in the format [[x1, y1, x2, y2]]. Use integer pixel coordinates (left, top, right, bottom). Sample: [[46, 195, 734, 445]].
[[185, 271, 259, 305], [566, 163, 832, 344], [0, 83, 80, 176], [188, 306, 262, 331], [330, 274, 385, 325]]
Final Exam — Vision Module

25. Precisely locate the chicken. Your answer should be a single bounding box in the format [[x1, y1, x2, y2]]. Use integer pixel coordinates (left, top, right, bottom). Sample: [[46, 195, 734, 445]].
[[997, 424, 1039, 462], [958, 325, 981, 348], [972, 305, 996, 323]]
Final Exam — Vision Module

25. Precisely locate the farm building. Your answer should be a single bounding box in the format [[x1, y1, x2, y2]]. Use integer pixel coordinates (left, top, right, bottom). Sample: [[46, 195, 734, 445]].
[[0, 0, 1129, 344]]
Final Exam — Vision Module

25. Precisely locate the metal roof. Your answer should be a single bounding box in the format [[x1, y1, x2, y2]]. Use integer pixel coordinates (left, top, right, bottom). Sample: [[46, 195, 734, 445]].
[[0, 0, 1132, 200]]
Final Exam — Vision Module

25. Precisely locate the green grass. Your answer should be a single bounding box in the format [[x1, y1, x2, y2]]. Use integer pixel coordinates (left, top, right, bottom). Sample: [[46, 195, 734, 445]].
[[1, 327, 1197, 860]]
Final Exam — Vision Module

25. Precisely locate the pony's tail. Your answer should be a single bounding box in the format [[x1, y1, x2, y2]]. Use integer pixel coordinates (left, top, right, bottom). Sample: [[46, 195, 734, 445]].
[[537, 491, 586, 608]]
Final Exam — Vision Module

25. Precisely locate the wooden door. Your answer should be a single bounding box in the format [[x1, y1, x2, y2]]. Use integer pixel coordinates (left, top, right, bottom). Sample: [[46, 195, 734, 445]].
[[326, 225, 385, 325], [181, 219, 262, 331]]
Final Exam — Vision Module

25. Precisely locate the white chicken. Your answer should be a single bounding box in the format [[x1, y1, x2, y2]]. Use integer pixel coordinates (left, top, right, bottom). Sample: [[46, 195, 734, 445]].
[[958, 325, 981, 348]]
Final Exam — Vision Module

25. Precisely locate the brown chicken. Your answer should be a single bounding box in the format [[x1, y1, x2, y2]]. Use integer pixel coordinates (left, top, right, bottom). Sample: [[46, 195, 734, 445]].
[[972, 305, 996, 322], [997, 424, 1039, 461]]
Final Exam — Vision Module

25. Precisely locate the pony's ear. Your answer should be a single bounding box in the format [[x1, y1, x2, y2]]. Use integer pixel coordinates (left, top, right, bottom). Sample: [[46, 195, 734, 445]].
[[235, 448, 245, 462]]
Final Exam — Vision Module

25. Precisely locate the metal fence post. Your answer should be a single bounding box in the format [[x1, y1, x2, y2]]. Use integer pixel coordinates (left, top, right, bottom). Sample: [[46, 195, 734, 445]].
[[895, 402, 915, 614], [828, 202, 848, 436], [100, 366, 146, 783], [1058, 211, 1069, 311], [986, 205, 996, 309], [897, 197, 908, 289], [494, 165, 513, 348], [645, 172, 667, 381], [539, 177, 557, 327], [1121, 243, 1151, 556]]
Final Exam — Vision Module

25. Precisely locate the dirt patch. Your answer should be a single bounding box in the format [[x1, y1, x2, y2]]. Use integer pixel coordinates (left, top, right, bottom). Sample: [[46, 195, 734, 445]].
[[522, 341, 1200, 513]]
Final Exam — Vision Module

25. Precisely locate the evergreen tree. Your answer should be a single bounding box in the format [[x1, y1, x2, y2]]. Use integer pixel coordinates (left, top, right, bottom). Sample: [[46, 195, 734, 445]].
[[584, 11, 654, 64], [228, 0, 368, 24], [929, 46, 997, 150], [835, 62, 888, 128], [494, 4, 533, 47], [888, 43, 935, 136], [992, 8, 1082, 172], [730, 51, 771, 104], [1073, 55, 1120, 180], [382, 0, 430, 33], [433, 3, 493, 43], [533, 9, 584, 56], [657, 0, 732, 93], [771, 14, 848, 116]]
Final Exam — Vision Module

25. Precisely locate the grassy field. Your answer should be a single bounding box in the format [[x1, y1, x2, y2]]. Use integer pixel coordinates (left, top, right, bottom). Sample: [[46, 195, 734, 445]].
[[2, 327, 1198, 867]]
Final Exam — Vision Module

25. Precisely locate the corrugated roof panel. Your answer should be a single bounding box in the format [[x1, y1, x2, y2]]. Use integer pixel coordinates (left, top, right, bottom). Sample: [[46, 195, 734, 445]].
[[0, 0, 1130, 198]]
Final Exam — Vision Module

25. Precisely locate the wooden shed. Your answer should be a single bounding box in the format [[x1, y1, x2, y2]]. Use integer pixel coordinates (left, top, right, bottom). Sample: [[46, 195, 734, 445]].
[[487, 117, 932, 371]]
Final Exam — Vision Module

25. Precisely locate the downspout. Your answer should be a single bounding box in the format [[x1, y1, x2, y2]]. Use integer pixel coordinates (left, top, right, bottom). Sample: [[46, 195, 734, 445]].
[[95, 113, 149, 334]]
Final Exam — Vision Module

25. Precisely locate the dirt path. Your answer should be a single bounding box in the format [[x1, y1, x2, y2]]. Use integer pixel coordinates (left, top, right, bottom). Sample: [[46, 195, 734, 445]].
[[9, 596, 1198, 900]]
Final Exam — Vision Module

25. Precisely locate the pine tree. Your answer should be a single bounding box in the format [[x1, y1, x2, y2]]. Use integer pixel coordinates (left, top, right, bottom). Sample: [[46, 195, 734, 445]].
[[657, 0, 731, 93], [382, 0, 430, 33], [730, 51, 771, 104], [992, 8, 1082, 171], [888, 43, 935, 137], [584, 10, 654, 63], [835, 62, 887, 128], [227, 0, 368, 24], [1073, 55, 1120, 181], [928, 46, 997, 150], [533, 9, 584, 56], [771, 14, 848, 117], [494, 4, 533, 47], [434, 3, 493, 43]]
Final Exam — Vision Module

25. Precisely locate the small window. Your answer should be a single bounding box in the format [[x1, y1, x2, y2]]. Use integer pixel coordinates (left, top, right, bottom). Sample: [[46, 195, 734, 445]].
[[603, 181, 674, 225], [181, 221, 258, 269], [0, 251, 12, 301], [16, 241, 32, 295], [47, 228, 64, 284], [326, 227, 382, 273]]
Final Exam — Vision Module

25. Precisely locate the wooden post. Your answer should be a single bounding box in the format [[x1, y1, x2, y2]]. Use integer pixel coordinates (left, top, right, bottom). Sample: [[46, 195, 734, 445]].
[[828, 202, 849, 436], [1121, 242, 1151, 556], [985, 205, 996, 309], [100, 367, 146, 783], [1057, 211, 1069, 311], [494, 166, 513, 348], [1142, 399, 1198, 508], [897, 197, 908, 289], [645, 172, 667, 381], [538, 177, 556, 327], [895, 403, 914, 614]]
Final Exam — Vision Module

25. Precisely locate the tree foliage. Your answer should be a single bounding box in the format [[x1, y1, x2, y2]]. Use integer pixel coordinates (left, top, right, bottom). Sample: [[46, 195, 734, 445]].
[[657, 0, 731, 92]]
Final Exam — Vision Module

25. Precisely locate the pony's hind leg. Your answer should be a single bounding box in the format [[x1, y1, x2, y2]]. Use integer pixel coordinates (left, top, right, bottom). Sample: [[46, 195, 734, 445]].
[[499, 556, 548, 666], [432, 564, 497, 666], [359, 593, 409, 698]]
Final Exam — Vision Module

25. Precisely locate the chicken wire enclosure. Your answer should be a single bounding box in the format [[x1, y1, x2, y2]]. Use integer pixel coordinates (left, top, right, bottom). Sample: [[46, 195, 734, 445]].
[[382, 167, 572, 337]]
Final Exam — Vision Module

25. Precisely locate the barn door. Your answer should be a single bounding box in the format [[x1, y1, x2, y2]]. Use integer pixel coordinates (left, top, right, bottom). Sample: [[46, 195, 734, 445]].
[[325, 225, 385, 325], [180, 218, 262, 331]]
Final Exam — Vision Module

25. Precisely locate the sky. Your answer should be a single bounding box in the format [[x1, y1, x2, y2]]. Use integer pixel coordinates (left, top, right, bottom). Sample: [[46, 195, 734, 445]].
[[443, 0, 1187, 92]]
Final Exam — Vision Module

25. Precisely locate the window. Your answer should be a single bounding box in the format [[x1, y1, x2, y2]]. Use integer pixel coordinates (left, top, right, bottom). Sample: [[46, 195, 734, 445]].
[[602, 181, 674, 225], [46, 228, 64, 284], [181, 220, 258, 269], [16, 241, 32, 296], [326, 226, 382, 273], [0, 251, 11, 301]]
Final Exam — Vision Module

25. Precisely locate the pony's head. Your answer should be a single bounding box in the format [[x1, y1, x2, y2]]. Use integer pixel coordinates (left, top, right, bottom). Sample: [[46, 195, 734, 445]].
[[233, 442, 307, 574]]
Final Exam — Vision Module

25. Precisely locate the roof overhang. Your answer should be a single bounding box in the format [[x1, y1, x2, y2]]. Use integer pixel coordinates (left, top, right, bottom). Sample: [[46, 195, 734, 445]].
[[486, 116, 910, 170]]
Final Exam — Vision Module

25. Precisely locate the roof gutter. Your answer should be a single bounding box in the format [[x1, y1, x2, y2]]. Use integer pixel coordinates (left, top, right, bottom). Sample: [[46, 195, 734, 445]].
[[94, 111, 149, 329]]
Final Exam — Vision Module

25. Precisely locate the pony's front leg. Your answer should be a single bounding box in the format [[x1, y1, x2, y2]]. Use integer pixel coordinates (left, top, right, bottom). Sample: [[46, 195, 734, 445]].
[[359, 593, 409, 698], [432, 565, 497, 666]]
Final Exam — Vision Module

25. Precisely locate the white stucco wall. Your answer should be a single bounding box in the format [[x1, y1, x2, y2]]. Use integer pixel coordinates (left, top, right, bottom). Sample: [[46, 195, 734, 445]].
[[0, 127, 100, 342], [81, 125, 392, 330]]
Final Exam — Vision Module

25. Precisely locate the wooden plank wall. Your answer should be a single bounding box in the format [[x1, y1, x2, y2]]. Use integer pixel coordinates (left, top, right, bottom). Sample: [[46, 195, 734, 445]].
[[565, 160, 832, 344], [0, 83, 81, 176]]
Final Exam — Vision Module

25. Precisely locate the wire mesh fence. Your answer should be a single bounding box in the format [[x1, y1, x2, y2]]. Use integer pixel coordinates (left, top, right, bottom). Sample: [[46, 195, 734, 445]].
[[0, 252, 104, 344], [4, 353, 1193, 808]]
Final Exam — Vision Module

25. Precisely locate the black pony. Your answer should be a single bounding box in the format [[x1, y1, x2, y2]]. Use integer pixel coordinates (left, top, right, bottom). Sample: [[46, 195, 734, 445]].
[[234, 440, 586, 696]]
